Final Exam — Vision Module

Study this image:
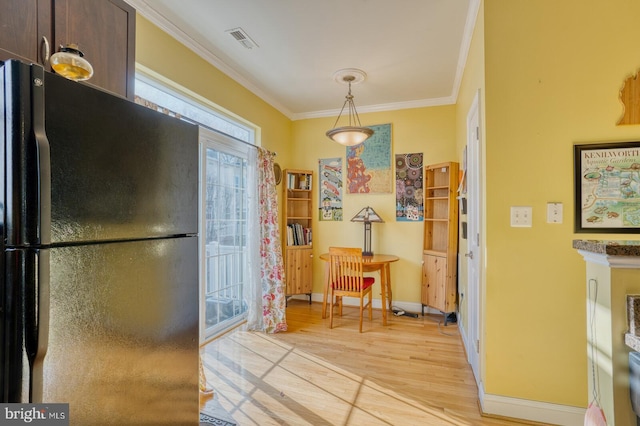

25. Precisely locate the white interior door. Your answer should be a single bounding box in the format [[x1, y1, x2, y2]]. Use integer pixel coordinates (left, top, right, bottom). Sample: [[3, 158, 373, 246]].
[[466, 91, 482, 384]]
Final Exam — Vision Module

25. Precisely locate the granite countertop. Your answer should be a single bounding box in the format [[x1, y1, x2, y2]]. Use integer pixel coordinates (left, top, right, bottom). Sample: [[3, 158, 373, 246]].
[[573, 240, 640, 256]]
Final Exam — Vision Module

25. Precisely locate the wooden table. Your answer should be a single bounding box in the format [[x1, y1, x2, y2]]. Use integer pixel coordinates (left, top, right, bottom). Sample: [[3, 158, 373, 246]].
[[319, 253, 399, 326]]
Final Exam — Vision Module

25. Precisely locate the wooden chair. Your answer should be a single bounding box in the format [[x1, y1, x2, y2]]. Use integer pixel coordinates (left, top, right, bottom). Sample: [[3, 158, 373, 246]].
[[328, 247, 374, 332]]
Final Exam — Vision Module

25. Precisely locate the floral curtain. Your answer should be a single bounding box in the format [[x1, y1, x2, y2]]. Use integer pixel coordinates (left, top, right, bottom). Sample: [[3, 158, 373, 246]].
[[247, 148, 287, 333]]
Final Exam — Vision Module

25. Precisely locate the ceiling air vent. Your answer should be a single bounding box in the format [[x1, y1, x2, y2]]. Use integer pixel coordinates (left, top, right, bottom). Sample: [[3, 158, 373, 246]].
[[226, 27, 259, 49]]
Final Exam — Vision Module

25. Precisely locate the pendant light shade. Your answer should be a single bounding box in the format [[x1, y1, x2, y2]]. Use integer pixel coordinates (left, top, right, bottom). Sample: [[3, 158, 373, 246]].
[[326, 126, 373, 146], [326, 69, 374, 146], [50, 44, 94, 81]]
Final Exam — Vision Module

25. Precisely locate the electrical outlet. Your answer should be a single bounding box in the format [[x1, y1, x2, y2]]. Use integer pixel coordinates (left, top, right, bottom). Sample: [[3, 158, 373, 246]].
[[547, 202, 563, 224], [510, 206, 532, 227]]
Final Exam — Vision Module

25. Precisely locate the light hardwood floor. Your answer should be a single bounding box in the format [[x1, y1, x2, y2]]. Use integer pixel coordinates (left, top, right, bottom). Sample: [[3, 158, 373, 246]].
[[201, 300, 531, 426]]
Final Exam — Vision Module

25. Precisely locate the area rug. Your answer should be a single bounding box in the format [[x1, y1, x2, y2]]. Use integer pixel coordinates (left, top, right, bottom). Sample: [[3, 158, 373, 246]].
[[200, 412, 236, 426], [200, 396, 237, 426]]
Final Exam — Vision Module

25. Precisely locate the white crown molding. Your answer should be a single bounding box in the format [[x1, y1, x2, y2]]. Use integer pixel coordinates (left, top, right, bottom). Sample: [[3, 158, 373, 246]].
[[294, 96, 457, 121], [126, 0, 475, 121], [124, 0, 295, 119], [449, 0, 481, 102]]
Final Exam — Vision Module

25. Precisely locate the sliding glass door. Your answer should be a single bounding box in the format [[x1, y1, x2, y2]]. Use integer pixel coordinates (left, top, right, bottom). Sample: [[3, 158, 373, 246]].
[[135, 73, 258, 343], [200, 128, 252, 341]]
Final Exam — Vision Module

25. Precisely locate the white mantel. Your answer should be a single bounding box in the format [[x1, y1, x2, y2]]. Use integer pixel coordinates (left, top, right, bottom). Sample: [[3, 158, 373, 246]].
[[574, 239, 640, 426]]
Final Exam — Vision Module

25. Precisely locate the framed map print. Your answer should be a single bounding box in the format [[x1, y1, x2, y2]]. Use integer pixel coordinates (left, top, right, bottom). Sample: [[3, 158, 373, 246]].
[[574, 141, 640, 233]]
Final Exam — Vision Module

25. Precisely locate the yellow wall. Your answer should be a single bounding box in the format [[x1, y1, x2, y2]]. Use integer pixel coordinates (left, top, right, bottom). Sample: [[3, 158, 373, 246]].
[[135, 16, 291, 161], [483, 0, 640, 407], [135, 0, 640, 414], [137, 15, 457, 307], [135, 14, 456, 310], [292, 107, 456, 303]]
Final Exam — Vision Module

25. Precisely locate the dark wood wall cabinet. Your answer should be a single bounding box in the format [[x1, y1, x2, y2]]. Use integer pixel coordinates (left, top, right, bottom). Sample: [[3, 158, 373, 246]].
[[0, 0, 136, 100]]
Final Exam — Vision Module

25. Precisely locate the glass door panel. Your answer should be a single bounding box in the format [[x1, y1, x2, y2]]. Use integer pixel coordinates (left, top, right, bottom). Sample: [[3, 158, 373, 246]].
[[201, 141, 248, 340]]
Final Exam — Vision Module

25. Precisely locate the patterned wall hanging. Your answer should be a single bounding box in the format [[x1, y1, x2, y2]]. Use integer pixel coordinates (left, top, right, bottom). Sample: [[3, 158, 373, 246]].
[[395, 153, 424, 221], [346, 123, 392, 194], [319, 158, 343, 221]]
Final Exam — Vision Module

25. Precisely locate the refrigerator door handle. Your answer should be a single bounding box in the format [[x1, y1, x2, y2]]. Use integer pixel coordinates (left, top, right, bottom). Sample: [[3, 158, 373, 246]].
[[4, 61, 51, 247], [2, 249, 49, 403], [29, 65, 52, 246], [26, 249, 49, 403]]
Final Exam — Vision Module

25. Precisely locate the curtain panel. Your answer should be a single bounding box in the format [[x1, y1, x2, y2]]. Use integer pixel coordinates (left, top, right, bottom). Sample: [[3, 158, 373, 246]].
[[247, 148, 287, 333]]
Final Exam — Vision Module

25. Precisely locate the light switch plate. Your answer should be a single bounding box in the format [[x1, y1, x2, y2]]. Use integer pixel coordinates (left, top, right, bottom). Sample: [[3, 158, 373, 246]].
[[510, 206, 532, 227], [547, 202, 563, 224]]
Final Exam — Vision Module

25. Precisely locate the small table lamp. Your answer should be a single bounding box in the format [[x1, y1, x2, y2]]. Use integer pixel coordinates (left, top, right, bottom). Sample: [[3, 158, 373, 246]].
[[351, 206, 384, 256]]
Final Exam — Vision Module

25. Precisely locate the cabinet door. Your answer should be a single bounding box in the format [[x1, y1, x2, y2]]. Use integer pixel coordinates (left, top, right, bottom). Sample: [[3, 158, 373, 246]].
[[286, 248, 313, 295], [0, 0, 51, 64], [53, 0, 135, 99], [422, 254, 447, 311]]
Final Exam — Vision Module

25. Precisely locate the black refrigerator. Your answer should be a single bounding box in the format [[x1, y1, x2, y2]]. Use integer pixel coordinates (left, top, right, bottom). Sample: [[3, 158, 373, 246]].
[[0, 60, 200, 424]]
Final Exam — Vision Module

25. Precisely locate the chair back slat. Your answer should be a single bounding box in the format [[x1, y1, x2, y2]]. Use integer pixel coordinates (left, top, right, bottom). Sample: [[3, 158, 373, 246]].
[[329, 247, 364, 291], [328, 246, 374, 332]]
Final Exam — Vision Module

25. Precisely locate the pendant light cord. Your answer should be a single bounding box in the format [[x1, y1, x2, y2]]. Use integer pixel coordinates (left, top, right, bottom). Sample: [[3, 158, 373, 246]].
[[329, 77, 364, 129]]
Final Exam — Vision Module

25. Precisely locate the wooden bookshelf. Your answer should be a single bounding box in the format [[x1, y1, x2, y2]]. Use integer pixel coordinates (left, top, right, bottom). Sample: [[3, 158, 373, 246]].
[[422, 162, 459, 321], [282, 169, 313, 302]]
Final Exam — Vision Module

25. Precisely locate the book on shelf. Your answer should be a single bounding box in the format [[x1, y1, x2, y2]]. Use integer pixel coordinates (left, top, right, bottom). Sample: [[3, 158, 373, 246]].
[[286, 172, 313, 191], [286, 223, 312, 246], [286, 225, 294, 246]]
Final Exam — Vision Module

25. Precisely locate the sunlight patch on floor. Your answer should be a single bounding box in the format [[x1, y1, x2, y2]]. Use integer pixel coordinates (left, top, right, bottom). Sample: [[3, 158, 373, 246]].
[[202, 330, 473, 425]]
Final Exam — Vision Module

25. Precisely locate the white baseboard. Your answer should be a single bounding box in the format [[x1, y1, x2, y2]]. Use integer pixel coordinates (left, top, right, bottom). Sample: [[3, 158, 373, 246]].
[[459, 321, 469, 354], [480, 390, 586, 425], [289, 292, 443, 316]]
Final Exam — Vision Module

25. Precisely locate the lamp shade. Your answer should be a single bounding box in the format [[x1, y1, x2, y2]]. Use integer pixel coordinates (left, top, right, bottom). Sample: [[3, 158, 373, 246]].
[[351, 206, 384, 223], [351, 207, 383, 256], [326, 126, 374, 146]]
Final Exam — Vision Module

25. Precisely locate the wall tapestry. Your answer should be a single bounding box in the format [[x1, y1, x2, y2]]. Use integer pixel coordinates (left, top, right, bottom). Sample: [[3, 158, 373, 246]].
[[395, 153, 424, 221], [346, 123, 393, 194], [319, 158, 343, 221]]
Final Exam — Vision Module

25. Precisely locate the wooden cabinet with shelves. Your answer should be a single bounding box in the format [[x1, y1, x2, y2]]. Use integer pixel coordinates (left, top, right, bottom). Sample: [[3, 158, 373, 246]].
[[282, 169, 313, 302], [421, 162, 459, 322], [0, 0, 136, 100]]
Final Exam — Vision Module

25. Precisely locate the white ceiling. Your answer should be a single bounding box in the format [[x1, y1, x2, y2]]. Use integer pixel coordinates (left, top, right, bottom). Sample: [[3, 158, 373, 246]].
[[126, 0, 479, 120]]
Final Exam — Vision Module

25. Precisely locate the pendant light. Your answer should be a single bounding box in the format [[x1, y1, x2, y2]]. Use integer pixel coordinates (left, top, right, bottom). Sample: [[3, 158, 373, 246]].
[[50, 44, 94, 81], [326, 69, 374, 146]]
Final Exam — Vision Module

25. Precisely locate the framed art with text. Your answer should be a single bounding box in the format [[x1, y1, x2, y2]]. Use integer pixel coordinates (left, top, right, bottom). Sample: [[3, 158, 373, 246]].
[[574, 141, 640, 233]]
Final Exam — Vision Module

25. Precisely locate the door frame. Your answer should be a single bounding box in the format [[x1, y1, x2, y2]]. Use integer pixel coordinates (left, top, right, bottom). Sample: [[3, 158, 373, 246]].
[[465, 90, 483, 385], [198, 127, 253, 343]]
